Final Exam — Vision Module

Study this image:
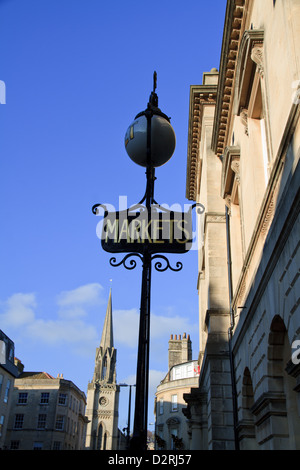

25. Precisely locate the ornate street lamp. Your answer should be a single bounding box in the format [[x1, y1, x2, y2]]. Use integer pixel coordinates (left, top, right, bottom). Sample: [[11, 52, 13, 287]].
[[124, 71, 176, 169], [92, 72, 202, 451], [125, 73, 175, 451]]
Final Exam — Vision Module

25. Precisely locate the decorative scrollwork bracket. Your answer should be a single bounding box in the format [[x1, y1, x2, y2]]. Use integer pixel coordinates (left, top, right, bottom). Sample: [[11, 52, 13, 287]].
[[109, 253, 183, 273], [92, 203, 107, 215], [109, 253, 143, 270], [151, 255, 183, 272]]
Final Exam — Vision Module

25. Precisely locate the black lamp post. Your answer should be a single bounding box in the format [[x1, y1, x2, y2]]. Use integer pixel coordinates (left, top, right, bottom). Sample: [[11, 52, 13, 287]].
[[119, 383, 136, 449], [124, 73, 176, 451], [92, 72, 200, 452]]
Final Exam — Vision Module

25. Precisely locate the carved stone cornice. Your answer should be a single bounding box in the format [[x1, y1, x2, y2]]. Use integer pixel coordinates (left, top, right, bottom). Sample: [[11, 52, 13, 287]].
[[95, 410, 113, 419], [212, 0, 246, 159], [186, 82, 218, 201], [260, 192, 275, 236], [183, 388, 207, 420]]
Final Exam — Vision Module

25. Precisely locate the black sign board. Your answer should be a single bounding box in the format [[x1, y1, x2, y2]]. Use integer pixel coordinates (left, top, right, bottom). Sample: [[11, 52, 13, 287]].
[[99, 204, 198, 255]]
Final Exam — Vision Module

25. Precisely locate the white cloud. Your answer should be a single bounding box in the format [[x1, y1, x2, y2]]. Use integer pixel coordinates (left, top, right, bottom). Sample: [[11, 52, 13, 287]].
[[57, 306, 87, 320], [0, 292, 36, 328], [114, 309, 139, 348], [24, 318, 98, 356], [0, 287, 197, 371], [113, 307, 197, 349], [151, 313, 197, 340], [57, 283, 105, 320], [0, 285, 103, 357], [149, 369, 166, 391], [57, 283, 104, 307]]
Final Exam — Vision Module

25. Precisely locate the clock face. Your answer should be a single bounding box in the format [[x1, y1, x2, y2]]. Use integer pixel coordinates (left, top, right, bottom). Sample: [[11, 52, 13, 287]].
[[99, 396, 108, 406]]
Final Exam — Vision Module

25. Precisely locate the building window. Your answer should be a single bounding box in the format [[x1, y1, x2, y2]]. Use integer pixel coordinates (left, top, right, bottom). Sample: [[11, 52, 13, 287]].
[[18, 392, 28, 404], [0, 415, 4, 437], [3, 379, 11, 403], [8, 347, 14, 362], [33, 441, 43, 450], [55, 415, 64, 431], [53, 441, 61, 450], [171, 395, 178, 412], [171, 361, 199, 380], [10, 440, 20, 450], [37, 414, 47, 429], [0, 341, 5, 364], [40, 392, 49, 404], [58, 393, 67, 405], [102, 355, 107, 381], [247, 77, 270, 185], [233, 29, 271, 237], [14, 414, 24, 429], [171, 428, 178, 450]]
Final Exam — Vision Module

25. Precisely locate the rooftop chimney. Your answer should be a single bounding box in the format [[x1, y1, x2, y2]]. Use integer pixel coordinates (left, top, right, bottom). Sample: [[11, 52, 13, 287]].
[[168, 333, 192, 370]]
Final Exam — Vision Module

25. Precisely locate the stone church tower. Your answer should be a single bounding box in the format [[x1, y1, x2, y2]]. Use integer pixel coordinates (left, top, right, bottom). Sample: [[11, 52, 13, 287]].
[[85, 290, 120, 450]]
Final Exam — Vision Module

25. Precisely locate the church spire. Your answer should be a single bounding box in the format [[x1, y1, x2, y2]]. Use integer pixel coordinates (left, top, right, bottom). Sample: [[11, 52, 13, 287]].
[[92, 288, 117, 385], [86, 288, 120, 450], [100, 288, 114, 350]]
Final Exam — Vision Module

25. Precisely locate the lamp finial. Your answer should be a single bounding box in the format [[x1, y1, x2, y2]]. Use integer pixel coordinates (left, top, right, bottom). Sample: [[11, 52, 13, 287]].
[[153, 71, 157, 93]]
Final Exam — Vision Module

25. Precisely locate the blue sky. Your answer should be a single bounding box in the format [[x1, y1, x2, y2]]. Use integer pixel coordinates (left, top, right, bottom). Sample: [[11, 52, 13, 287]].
[[0, 0, 226, 434]]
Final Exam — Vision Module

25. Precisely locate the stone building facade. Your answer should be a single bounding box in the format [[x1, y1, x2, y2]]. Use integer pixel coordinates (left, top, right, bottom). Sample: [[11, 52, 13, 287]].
[[85, 290, 121, 450], [5, 369, 87, 450], [0, 330, 20, 449], [185, 0, 300, 450], [155, 334, 199, 450]]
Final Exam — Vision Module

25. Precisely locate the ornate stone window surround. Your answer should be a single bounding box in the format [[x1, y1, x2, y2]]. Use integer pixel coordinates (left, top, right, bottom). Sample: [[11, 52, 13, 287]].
[[233, 29, 265, 120], [221, 145, 241, 206], [233, 29, 271, 181]]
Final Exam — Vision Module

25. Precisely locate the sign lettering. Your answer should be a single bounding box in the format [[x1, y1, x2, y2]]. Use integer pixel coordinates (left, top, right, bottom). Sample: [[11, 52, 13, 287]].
[[100, 205, 195, 255]]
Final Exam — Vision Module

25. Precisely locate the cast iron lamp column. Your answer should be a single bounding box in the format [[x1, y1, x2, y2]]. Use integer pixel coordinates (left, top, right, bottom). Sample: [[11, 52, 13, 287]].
[[124, 72, 176, 451], [119, 383, 136, 449]]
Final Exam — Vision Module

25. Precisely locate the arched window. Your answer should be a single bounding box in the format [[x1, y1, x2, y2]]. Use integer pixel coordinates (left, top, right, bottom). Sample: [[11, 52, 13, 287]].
[[233, 29, 272, 251], [97, 423, 103, 450], [266, 315, 300, 449], [101, 354, 107, 381], [239, 367, 258, 450], [103, 432, 107, 450]]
